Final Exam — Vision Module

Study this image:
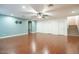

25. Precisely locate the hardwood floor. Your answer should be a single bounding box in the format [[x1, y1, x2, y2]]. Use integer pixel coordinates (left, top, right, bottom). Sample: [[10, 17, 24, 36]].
[[0, 33, 79, 54]]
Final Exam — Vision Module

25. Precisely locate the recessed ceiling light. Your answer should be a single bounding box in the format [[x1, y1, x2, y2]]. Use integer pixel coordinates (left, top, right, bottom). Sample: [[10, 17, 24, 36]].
[[22, 6, 26, 9], [72, 11, 76, 13]]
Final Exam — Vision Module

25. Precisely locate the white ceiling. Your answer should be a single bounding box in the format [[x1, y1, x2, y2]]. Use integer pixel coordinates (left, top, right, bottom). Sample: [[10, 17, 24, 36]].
[[0, 4, 79, 20]]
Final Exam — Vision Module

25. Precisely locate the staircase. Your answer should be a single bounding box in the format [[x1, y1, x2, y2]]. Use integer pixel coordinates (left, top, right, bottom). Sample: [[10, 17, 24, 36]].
[[68, 25, 79, 35]]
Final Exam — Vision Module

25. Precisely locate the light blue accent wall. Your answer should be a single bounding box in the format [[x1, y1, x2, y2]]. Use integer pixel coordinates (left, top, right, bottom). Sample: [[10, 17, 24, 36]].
[[0, 15, 28, 37], [0, 15, 37, 37]]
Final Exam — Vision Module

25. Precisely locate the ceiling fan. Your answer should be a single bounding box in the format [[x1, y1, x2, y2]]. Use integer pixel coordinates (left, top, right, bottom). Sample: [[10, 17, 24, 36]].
[[36, 12, 50, 18], [22, 4, 54, 19]]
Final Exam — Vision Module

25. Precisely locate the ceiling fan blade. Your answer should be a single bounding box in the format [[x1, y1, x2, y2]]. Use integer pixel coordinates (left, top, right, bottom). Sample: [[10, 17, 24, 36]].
[[30, 4, 45, 12], [43, 13, 54, 16], [24, 14, 37, 17], [20, 11, 36, 14], [42, 4, 54, 13], [27, 14, 37, 17], [42, 5, 49, 12], [22, 4, 38, 14]]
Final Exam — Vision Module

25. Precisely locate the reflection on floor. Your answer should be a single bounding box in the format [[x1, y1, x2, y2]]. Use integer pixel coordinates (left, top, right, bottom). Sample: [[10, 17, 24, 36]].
[[0, 33, 79, 54]]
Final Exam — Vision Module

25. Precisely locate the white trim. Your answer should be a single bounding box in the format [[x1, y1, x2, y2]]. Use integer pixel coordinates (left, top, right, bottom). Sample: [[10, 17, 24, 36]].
[[31, 32, 36, 33], [36, 32, 68, 36], [68, 34, 79, 36], [0, 33, 28, 39]]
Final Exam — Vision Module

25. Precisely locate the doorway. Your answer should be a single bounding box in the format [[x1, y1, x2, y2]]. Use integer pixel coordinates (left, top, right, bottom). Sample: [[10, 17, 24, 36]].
[[28, 21, 32, 34]]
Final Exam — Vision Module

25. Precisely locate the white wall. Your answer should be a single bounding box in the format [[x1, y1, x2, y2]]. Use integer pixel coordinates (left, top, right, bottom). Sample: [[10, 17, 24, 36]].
[[76, 16, 79, 31], [36, 18, 67, 35]]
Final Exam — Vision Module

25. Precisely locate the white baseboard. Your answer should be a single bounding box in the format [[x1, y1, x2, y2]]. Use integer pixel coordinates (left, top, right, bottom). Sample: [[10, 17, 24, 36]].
[[0, 33, 28, 39], [31, 32, 36, 33], [36, 32, 67, 36], [68, 34, 79, 36]]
